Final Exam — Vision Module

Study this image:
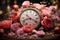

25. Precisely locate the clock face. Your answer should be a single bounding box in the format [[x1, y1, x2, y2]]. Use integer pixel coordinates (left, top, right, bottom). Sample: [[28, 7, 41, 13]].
[[20, 8, 40, 28]]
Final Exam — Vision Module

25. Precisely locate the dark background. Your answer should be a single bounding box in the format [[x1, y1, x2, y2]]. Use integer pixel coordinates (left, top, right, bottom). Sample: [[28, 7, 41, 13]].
[[0, 0, 52, 10], [0, 0, 60, 10]]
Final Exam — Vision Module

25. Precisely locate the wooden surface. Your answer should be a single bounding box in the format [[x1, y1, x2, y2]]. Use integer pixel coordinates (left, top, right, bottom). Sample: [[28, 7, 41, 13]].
[[0, 33, 60, 40]]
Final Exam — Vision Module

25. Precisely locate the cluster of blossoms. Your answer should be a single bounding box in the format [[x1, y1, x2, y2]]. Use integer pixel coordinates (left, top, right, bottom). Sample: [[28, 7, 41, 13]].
[[0, 1, 60, 39]]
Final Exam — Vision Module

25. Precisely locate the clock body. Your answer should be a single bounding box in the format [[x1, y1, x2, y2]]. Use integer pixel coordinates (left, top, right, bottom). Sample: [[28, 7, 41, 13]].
[[20, 8, 41, 28]]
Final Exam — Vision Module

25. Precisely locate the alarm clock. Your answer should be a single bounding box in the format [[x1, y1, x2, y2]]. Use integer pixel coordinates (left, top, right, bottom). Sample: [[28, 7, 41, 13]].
[[20, 8, 41, 28]]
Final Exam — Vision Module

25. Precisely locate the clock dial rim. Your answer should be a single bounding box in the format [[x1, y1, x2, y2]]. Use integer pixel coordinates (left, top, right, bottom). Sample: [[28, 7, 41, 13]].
[[20, 8, 41, 28]]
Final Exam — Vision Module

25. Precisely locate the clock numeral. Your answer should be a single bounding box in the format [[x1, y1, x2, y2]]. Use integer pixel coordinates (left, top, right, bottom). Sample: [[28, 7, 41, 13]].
[[26, 11, 28, 13], [36, 18, 39, 19], [22, 20, 25, 22], [30, 10, 32, 13], [23, 14, 25, 15], [26, 18, 29, 20], [26, 23, 28, 25], [35, 14, 37, 16], [22, 17, 25, 19], [30, 24, 31, 26], [35, 21, 37, 23], [33, 24, 35, 25]]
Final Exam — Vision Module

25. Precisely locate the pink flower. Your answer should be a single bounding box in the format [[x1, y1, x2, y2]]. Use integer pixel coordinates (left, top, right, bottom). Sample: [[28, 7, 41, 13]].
[[22, 1, 30, 8], [13, 4, 19, 11], [41, 17, 52, 30], [2, 20, 12, 28], [10, 12, 20, 22], [22, 25, 34, 33], [11, 23, 21, 31], [42, 7, 51, 17], [32, 3, 41, 10], [36, 30, 45, 37]]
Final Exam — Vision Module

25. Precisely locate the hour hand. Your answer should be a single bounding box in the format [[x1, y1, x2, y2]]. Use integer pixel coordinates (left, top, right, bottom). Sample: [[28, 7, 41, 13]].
[[26, 15, 30, 18], [31, 18, 37, 23], [23, 18, 29, 22], [26, 15, 37, 23]]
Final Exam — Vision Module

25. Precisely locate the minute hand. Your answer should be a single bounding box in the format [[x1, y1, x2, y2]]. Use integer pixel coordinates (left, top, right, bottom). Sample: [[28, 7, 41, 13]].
[[31, 18, 37, 23], [26, 15, 37, 23]]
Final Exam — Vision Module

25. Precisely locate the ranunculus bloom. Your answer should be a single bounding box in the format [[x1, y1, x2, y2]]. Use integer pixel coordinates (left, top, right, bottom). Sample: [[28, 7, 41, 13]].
[[0, 29, 4, 33], [32, 3, 41, 10], [2, 20, 12, 28], [16, 28, 24, 37], [42, 7, 51, 17], [36, 30, 45, 37], [54, 27, 60, 33], [22, 1, 30, 8], [40, 5, 46, 9], [22, 25, 34, 33], [49, 6, 55, 10], [32, 4, 46, 10], [13, 4, 19, 11], [11, 23, 21, 31], [10, 12, 20, 22], [41, 17, 52, 29], [8, 32, 15, 37]]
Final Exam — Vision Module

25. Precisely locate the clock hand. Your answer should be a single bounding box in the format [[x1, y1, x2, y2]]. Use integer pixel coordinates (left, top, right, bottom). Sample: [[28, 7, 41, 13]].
[[26, 15, 31, 20], [23, 18, 29, 22], [26, 15, 30, 18], [26, 15, 37, 23], [30, 18, 37, 23], [22, 15, 30, 22]]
